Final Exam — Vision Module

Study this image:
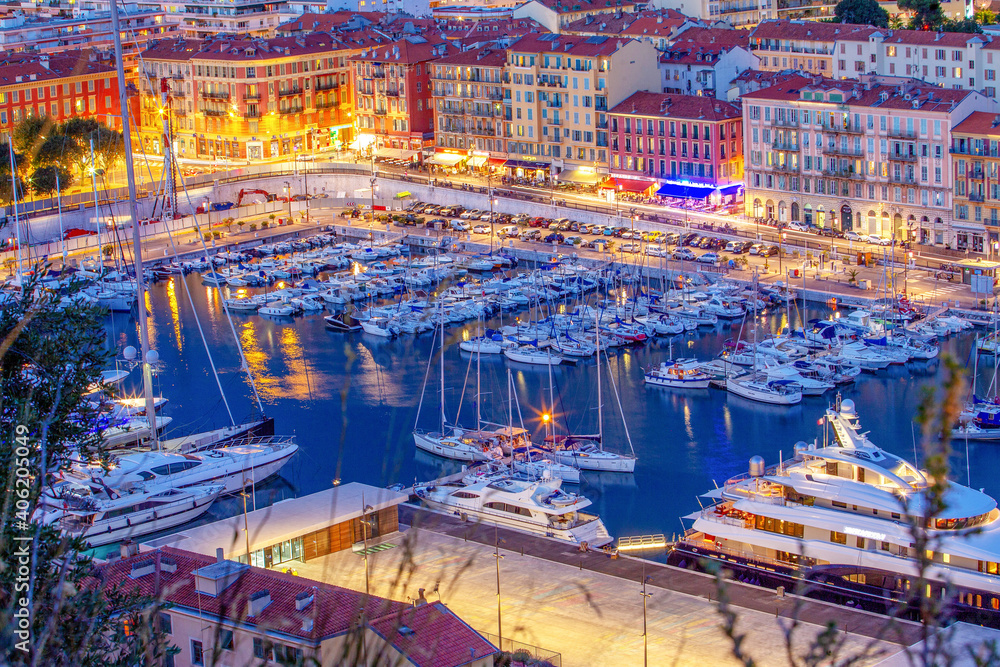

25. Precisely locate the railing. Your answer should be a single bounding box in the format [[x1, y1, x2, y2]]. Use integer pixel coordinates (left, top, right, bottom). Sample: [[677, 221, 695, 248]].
[[279, 107, 303, 115], [482, 633, 561, 667], [886, 128, 917, 139], [315, 100, 339, 110], [822, 167, 863, 179], [202, 91, 230, 101], [244, 93, 261, 101], [315, 81, 339, 91], [773, 162, 799, 172], [970, 169, 985, 179], [772, 140, 799, 151], [202, 108, 228, 117], [772, 117, 799, 128], [385, 88, 399, 97], [243, 111, 259, 119], [824, 145, 863, 157], [887, 152, 917, 162], [951, 146, 1000, 157], [279, 87, 303, 97], [969, 192, 986, 202], [888, 174, 917, 184], [372, 69, 385, 78]]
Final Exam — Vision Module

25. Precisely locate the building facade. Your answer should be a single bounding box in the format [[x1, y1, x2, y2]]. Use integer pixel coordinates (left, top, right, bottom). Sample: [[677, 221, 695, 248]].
[[503, 33, 657, 180], [951, 111, 1000, 254], [659, 28, 758, 99], [0, 51, 121, 133], [139, 36, 356, 161], [512, 0, 636, 34], [750, 20, 878, 76], [742, 75, 998, 250], [350, 37, 458, 154], [429, 45, 509, 162], [648, 0, 771, 29], [609, 91, 743, 188]]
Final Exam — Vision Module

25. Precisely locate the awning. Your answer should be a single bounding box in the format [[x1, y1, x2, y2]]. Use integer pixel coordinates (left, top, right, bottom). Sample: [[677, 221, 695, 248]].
[[720, 183, 743, 195], [426, 152, 465, 166], [394, 191, 412, 199], [602, 177, 656, 193], [558, 168, 600, 185], [656, 182, 717, 199], [504, 159, 550, 171], [488, 157, 507, 167], [468, 155, 488, 168], [375, 147, 418, 161]]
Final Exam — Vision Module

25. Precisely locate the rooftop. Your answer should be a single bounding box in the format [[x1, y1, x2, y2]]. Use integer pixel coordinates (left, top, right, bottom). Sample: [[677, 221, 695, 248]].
[[432, 44, 508, 68], [562, 9, 691, 38], [141, 34, 363, 63], [609, 90, 741, 121], [509, 32, 634, 56], [742, 74, 975, 112], [952, 110, 1000, 137], [350, 36, 459, 64], [141, 482, 408, 559], [526, 0, 636, 14], [750, 19, 879, 43], [0, 50, 114, 85]]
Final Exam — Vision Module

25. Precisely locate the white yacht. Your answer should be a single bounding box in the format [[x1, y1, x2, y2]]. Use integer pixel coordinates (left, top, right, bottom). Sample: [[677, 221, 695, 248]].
[[675, 397, 1000, 619], [414, 475, 612, 547], [504, 346, 564, 365], [37, 481, 222, 548], [644, 359, 711, 389], [537, 437, 637, 473], [726, 374, 803, 405], [412, 427, 506, 463], [68, 437, 298, 495], [764, 365, 834, 396]]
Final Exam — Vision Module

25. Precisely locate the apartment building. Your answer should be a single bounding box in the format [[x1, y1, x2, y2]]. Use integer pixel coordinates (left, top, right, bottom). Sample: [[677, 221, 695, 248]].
[[0, 51, 121, 133], [660, 27, 757, 99], [750, 20, 878, 76], [649, 0, 772, 29], [164, 0, 298, 39], [139, 35, 356, 161], [742, 75, 997, 250], [101, 547, 495, 667], [503, 33, 657, 181], [951, 111, 1000, 254], [512, 0, 637, 33], [351, 37, 459, 154], [429, 45, 508, 165], [609, 91, 743, 191], [831, 30, 1000, 99]]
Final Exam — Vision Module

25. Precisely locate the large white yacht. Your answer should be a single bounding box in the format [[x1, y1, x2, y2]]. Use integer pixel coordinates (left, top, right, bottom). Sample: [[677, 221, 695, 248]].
[[415, 475, 612, 547], [65, 436, 298, 495], [37, 481, 222, 548], [673, 397, 1000, 620]]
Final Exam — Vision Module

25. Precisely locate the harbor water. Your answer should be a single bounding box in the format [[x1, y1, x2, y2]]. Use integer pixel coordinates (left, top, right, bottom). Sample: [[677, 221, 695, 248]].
[[107, 272, 998, 544]]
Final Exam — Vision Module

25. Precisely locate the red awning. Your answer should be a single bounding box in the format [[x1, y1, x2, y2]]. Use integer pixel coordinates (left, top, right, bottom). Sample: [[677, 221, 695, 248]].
[[601, 177, 657, 193], [488, 157, 507, 166]]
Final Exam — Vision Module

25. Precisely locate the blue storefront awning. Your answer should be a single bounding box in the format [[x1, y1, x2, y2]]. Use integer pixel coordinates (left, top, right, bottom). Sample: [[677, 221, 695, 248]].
[[656, 182, 717, 199], [720, 183, 743, 195], [504, 159, 551, 171]]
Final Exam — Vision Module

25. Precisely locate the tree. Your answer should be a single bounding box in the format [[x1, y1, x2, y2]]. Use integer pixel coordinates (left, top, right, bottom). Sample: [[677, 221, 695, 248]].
[[834, 0, 889, 26], [11, 116, 56, 164], [942, 16, 985, 31], [0, 269, 171, 665], [975, 7, 996, 22], [899, 0, 945, 29], [0, 141, 28, 204], [29, 166, 73, 197], [34, 134, 83, 170]]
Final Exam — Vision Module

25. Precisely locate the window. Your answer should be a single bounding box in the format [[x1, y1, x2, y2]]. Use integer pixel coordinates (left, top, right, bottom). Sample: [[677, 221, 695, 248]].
[[831, 531, 846, 544], [253, 637, 273, 660], [191, 641, 204, 666], [158, 613, 172, 635], [220, 629, 234, 651]]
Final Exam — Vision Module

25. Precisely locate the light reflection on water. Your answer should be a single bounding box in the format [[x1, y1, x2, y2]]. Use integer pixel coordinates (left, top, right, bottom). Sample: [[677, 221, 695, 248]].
[[108, 271, 995, 542]]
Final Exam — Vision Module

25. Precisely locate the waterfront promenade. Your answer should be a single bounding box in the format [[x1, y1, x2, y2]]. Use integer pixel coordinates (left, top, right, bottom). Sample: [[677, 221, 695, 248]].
[[286, 504, 930, 666]]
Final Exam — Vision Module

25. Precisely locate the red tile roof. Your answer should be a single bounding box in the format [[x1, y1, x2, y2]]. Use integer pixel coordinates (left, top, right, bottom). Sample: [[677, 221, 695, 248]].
[[350, 37, 459, 64], [432, 44, 507, 68], [742, 75, 975, 112], [750, 19, 879, 44], [368, 602, 497, 667], [142, 34, 359, 63], [98, 547, 495, 667], [276, 11, 385, 33], [609, 91, 741, 121], [563, 9, 691, 37], [952, 110, 1000, 136], [0, 50, 114, 85], [669, 26, 750, 49], [876, 30, 990, 48], [440, 17, 547, 47], [509, 32, 633, 56]]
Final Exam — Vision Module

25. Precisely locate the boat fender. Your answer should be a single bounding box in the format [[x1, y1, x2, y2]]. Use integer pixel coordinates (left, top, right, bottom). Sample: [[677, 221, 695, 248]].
[[460, 512, 468, 522]]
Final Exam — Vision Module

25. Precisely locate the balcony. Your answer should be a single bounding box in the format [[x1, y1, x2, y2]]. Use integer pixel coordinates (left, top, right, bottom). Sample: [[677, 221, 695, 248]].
[[243, 110, 259, 119], [772, 140, 799, 151], [824, 145, 863, 157], [970, 169, 985, 179], [385, 88, 399, 97], [470, 127, 496, 137], [172, 90, 187, 98], [596, 120, 608, 129], [886, 128, 917, 139], [887, 151, 917, 162], [773, 162, 799, 172], [822, 167, 863, 179], [243, 93, 261, 101], [951, 146, 1000, 157], [547, 133, 562, 143], [372, 69, 386, 79], [315, 100, 339, 110], [772, 117, 799, 128], [969, 192, 986, 202], [203, 91, 230, 101], [888, 174, 917, 185], [316, 80, 339, 91], [280, 107, 303, 115], [547, 117, 562, 126], [171, 73, 184, 80], [375, 109, 387, 116], [202, 108, 228, 117], [279, 87, 303, 97], [822, 123, 863, 135]]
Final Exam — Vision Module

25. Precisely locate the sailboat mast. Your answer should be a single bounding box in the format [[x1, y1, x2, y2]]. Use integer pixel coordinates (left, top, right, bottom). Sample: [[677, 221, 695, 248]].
[[90, 138, 100, 267], [476, 320, 482, 432], [111, 0, 158, 448], [595, 301, 603, 446], [56, 168, 66, 262], [7, 133, 22, 281], [439, 302, 446, 433]]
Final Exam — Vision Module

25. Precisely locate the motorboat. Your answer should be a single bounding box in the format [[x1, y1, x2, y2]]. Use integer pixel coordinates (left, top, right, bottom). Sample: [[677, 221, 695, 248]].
[[324, 314, 363, 332], [702, 295, 745, 319], [511, 446, 582, 484], [36, 481, 222, 548], [725, 375, 803, 405], [830, 341, 895, 370], [69, 436, 298, 495], [644, 359, 711, 389], [414, 474, 612, 547], [459, 333, 508, 355], [258, 302, 295, 317], [360, 317, 399, 337], [764, 365, 834, 396], [536, 437, 636, 473], [952, 422, 1000, 441], [673, 397, 1000, 622]]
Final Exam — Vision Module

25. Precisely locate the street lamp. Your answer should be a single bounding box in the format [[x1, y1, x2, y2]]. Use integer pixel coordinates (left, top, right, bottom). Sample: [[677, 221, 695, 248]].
[[542, 412, 551, 441], [361, 503, 375, 597], [779, 231, 786, 275], [283, 181, 291, 225], [640, 574, 652, 667], [494, 525, 505, 648]]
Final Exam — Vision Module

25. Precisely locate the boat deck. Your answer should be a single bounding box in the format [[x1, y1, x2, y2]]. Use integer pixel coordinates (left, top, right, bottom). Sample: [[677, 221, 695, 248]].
[[400, 504, 926, 646]]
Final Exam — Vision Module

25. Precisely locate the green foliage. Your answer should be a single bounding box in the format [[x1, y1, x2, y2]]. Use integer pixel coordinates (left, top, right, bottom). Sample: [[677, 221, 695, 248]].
[[899, 0, 945, 29], [101, 244, 114, 258], [941, 17, 984, 32], [29, 166, 73, 197], [0, 141, 27, 204], [0, 269, 171, 665], [35, 134, 83, 170], [834, 0, 889, 26], [975, 7, 996, 23]]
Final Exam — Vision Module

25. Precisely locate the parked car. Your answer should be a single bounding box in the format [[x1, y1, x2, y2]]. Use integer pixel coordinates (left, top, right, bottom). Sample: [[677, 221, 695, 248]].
[[759, 245, 779, 256], [543, 233, 565, 244], [564, 235, 584, 245], [664, 232, 680, 245], [472, 224, 491, 234], [620, 242, 641, 253], [787, 222, 809, 232], [708, 238, 727, 250], [672, 247, 696, 261], [449, 219, 471, 232], [697, 237, 714, 249], [645, 244, 668, 257], [682, 233, 700, 246], [498, 225, 520, 238], [867, 234, 892, 246], [697, 252, 719, 264], [724, 240, 742, 253], [459, 209, 479, 220], [749, 243, 765, 255], [524, 229, 542, 241]]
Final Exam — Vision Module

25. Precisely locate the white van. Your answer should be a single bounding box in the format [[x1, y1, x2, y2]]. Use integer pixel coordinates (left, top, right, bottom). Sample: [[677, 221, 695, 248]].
[[449, 219, 471, 232], [498, 225, 520, 238]]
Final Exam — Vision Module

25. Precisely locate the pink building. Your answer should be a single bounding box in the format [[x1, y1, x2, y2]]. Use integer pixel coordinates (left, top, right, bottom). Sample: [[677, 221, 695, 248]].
[[608, 91, 743, 198]]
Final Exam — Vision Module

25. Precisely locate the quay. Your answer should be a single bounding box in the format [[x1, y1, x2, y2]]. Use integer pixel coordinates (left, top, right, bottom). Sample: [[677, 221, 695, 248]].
[[138, 483, 998, 666]]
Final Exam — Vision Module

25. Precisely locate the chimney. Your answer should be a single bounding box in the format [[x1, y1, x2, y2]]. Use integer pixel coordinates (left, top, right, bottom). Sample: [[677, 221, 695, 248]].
[[993, 114, 1000, 128], [302, 618, 314, 632], [216, 547, 225, 563], [160, 556, 177, 574], [415, 588, 428, 606], [129, 558, 156, 579], [39, 54, 49, 70], [248, 590, 271, 617], [295, 590, 315, 611], [121, 540, 139, 559]]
